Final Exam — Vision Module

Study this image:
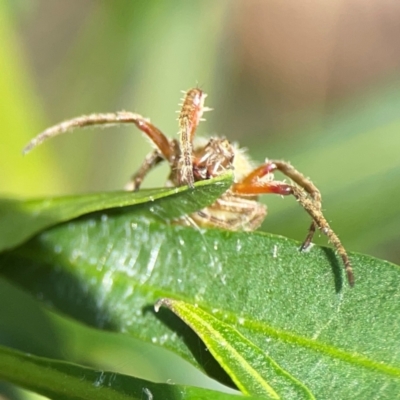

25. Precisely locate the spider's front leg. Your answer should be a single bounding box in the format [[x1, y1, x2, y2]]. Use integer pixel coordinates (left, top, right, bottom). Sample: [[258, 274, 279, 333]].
[[23, 112, 174, 161], [290, 185, 354, 287], [178, 88, 211, 188], [22, 110, 180, 192], [233, 160, 354, 286], [233, 160, 321, 247], [267, 160, 322, 251], [124, 120, 181, 190]]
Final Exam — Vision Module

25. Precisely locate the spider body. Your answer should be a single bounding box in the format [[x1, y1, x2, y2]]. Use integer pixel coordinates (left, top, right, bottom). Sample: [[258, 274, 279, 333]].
[[182, 137, 266, 231], [23, 88, 354, 286]]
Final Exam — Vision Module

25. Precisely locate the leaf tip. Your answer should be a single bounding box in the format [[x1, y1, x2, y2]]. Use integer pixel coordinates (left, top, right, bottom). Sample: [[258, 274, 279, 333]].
[[154, 298, 172, 313]]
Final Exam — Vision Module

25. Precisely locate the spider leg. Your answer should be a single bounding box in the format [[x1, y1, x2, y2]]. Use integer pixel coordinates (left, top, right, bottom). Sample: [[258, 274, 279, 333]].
[[300, 222, 317, 251], [125, 150, 164, 191], [178, 88, 211, 188], [235, 160, 322, 204], [234, 160, 321, 246], [233, 161, 354, 287], [291, 185, 354, 287], [265, 160, 321, 251], [23, 111, 174, 162]]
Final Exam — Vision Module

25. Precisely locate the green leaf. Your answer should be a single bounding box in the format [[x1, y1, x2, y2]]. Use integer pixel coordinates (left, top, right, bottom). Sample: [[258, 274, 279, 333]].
[[1, 205, 399, 399], [0, 344, 263, 400], [156, 298, 315, 399], [0, 172, 232, 252]]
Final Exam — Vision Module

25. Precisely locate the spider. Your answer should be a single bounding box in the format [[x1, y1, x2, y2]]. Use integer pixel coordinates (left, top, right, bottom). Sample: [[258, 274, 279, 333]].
[[23, 88, 354, 286]]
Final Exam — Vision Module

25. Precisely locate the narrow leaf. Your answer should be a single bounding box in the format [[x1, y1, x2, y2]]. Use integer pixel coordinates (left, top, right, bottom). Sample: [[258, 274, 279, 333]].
[[0, 344, 262, 400], [156, 298, 315, 399], [0, 172, 232, 252]]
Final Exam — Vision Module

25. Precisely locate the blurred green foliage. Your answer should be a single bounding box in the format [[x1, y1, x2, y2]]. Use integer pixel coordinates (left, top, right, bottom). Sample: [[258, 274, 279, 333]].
[[1, 1, 400, 399]]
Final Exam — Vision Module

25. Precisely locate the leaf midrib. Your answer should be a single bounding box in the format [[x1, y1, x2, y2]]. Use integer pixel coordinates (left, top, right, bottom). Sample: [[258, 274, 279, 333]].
[[212, 310, 400, 378], [13, 244, 400, 379], [183, 308, 281, 398], [112, 278, 400, 379]]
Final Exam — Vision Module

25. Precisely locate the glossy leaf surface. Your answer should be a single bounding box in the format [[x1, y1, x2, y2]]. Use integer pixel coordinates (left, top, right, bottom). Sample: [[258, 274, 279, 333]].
[[157, 298, 315, 399], [0, 197, 399, 398], [0, 173, 232, 252]]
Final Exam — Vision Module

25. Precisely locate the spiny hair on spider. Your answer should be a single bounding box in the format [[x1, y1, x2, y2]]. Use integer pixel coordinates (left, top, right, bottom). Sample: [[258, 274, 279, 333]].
[[23, 87, 354, 286]]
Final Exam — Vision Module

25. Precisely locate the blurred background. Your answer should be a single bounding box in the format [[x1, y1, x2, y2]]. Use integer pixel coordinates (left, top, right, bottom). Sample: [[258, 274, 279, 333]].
[[1, 1, 400, 398]]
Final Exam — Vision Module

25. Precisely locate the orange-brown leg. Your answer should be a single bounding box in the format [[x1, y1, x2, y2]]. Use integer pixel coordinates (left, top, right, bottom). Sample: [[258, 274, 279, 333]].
[[23, 112, 174, 163], [233, 160, 321, 246], [234, 160, 321, 204], [131, 116, 173, 162], [233, 160, 354, 287], [253, 160, 322, 251]]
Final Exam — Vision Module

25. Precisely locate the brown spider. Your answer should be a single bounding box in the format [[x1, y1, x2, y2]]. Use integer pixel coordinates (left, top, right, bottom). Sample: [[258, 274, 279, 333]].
[[23, 88, 354, 286]]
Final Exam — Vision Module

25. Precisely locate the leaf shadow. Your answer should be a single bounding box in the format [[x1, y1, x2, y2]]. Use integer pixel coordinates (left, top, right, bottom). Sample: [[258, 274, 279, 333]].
[[0, 244, 237, 394], [320, 247, 343, 292], [145, 304, 236, 390], [0, 248, 118, 332]]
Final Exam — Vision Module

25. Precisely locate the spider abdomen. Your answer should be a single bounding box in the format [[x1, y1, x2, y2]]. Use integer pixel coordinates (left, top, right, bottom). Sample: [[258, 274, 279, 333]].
[[191, 192, 267, 232]]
